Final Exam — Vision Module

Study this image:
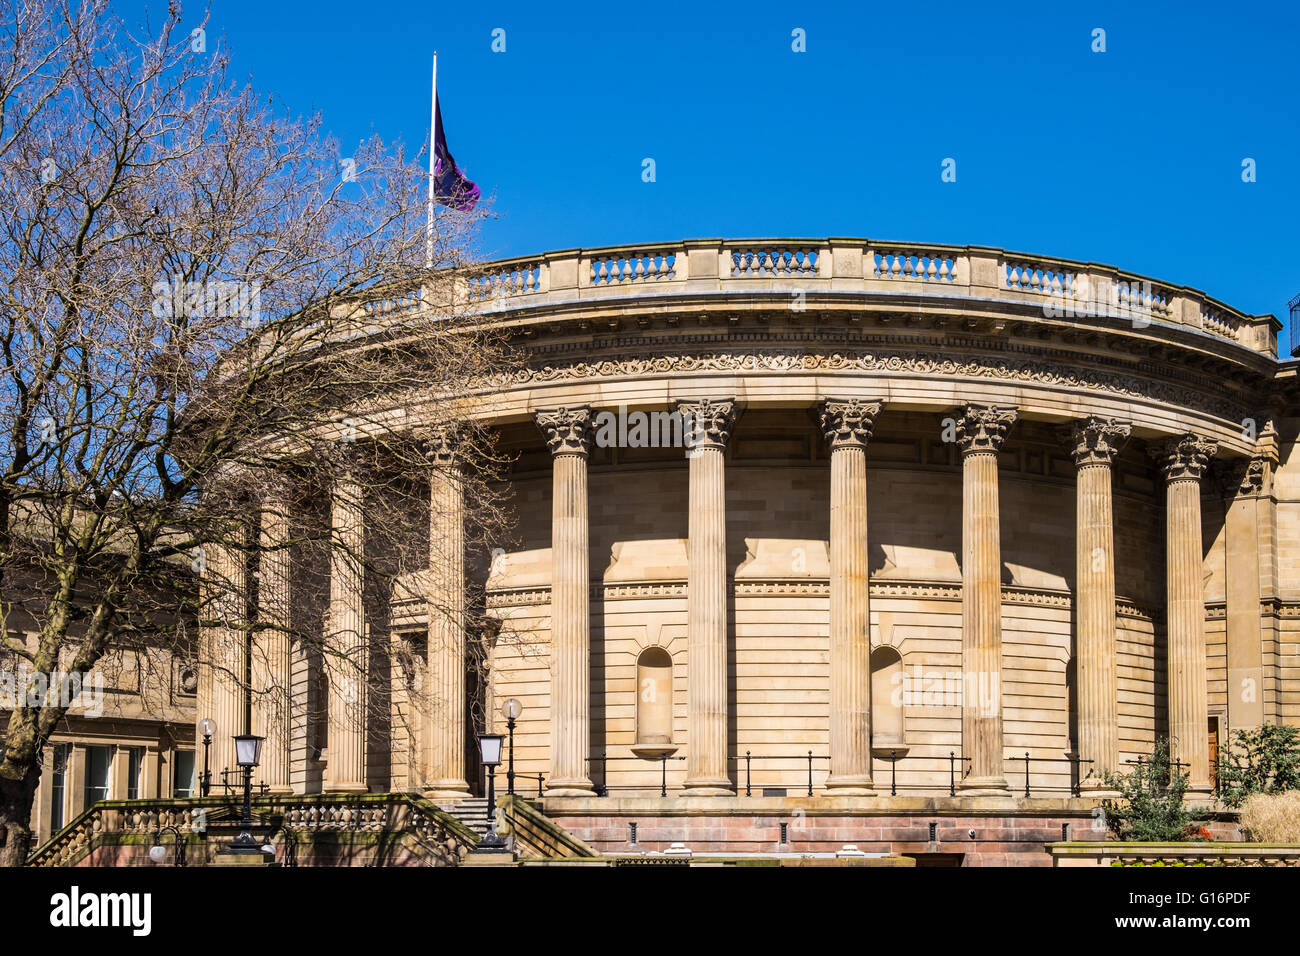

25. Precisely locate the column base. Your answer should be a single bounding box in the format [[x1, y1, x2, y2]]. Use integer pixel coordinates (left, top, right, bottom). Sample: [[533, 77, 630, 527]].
[[683, 776, 734, 796], [956, 775, 1009, 796], [824, 775, 876, 796], [423, 784, 472, 801], [544, 777, 595, 797], [324, 782, 369, 794], [1186, 782, 1214, 799], [1078, 779, 1120, 799]]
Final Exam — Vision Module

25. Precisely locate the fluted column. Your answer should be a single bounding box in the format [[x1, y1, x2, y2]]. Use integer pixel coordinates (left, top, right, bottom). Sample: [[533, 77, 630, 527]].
[[199, 531, 248, 778], [537, 408, 596, 796], [819, 399, 883, 794], [252, 484, 293, 792], [1151, 434, 1217, 793], [1225, 457, 1267, 733], [325, 471, 367, 792], [424, 431, 471, 798], [1068, 417, 1131, 789], [680, 398, 741, 794], [956, 405, 1017, 792]]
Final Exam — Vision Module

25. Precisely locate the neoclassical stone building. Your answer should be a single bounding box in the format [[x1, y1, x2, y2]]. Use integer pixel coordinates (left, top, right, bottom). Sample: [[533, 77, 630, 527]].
[[27, 238, 1300, 864]]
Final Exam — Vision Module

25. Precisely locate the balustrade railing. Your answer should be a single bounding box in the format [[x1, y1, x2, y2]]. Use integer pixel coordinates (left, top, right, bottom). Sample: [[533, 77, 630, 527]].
[[729, 246, 819, 277], [872, 249, 957, 282], [589, 250, 677, 285], [328, 238, 1272, 355]]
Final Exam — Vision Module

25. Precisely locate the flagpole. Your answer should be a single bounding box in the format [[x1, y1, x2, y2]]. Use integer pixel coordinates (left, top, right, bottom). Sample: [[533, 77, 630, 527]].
[[425, 51, 437, 272]]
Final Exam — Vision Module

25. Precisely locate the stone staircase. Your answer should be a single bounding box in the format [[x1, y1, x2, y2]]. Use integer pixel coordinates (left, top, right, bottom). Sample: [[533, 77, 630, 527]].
[[439, 798, 493, 838]]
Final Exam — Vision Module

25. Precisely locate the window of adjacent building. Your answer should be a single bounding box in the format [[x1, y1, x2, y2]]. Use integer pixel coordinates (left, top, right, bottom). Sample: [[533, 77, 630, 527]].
[[871, 647, 905, 749], [635, 647, 674, 749], [173, 750, 196, 798], [127, 747, 144, 800], [50, 744, 69, 832], [84, 745, 112, 807]]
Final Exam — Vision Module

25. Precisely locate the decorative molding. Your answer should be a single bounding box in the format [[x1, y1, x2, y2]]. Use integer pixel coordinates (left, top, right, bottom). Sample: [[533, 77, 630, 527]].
[[819, 399, 883, 450], [482, 349, 1249, 422], [535, 406, 595, 457], [674, 398, 739, 449], [478, 578, 1163, 620], [954, 404, 1017, 455], [1066, 416, 1132, 466], [1150, 432, 1218, 481]]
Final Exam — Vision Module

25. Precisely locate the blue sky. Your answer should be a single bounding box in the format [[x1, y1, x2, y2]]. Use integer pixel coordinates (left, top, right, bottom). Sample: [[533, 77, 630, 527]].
[[165, 0, 1297, 343]]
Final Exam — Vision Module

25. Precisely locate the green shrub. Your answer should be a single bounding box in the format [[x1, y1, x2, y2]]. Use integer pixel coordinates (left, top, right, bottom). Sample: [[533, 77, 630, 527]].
[[1101, 738, 1201, 842], [1217, 725, 1300, 810]]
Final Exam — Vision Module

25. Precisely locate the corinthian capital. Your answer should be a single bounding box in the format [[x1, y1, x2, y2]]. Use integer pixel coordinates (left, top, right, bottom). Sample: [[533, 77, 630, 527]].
[[676, 398, 740, 449], [535, 407, 594, 457], [819, 399, 883, 450], [954, 404, 1017, 455], [1150, 433, 1218, 481], [425, 425, 459, 466], [1067, 416, 1132, 466], [1223, 456, 1266, 497]]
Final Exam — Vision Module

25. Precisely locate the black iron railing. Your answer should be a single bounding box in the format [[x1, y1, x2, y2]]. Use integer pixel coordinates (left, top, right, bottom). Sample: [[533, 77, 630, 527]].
[[587, 754, 686, 797], [1007, 752, 1096, 798]]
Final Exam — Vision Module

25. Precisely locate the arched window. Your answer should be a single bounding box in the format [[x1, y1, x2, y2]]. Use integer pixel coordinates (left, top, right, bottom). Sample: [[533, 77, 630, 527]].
[[634, 647, 674, 754], [871, 647, 905, 750]]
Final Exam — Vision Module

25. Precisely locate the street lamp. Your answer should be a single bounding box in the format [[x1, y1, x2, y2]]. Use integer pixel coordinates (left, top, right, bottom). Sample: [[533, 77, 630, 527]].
[[198, 717, 216, 797], [502, 698, 523, 796], [224, 733, 264, 855], [477, 732, 507, 851], [148, 825, 186, 867]]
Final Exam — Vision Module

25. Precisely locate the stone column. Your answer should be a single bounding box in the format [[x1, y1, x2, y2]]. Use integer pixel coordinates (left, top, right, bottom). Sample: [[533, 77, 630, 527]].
[[424, 431, 471, 798], [1224, 457, 1266, 733], [1151, 434, 1217, 793], [1068, 417, 1131, 789], [253, 484, 294, 793], [955, 404, 1017, 793], [324, 471, 368, 792], [536, 408, 596, 796], [679, 399, 741, 794], [819, 399, 883, 794], [198, 530, 248, 777]]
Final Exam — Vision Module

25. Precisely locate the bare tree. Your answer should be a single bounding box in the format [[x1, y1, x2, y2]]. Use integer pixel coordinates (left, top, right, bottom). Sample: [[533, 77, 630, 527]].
[[0, 1, 518, 864]]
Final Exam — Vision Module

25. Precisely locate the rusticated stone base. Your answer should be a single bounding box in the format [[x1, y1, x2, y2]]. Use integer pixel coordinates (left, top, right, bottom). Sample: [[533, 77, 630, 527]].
[[541, 795, 1113, 867]]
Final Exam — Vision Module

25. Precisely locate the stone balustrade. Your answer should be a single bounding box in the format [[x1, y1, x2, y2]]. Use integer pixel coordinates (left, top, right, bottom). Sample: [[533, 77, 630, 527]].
[[357, 238, 1277, 355]]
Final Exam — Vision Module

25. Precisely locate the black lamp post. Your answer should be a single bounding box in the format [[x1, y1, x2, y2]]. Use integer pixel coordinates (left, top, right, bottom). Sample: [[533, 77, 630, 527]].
[[148, 825, 186, 867], [224, 733, 264, 855], [199, 717, 215, 797], [477, 732, 507, 851], [502, 698, 523, 797]]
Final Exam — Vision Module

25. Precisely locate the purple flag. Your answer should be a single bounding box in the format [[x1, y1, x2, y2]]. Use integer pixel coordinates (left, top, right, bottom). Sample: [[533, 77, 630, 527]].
[[433, 96, 479, 211]]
